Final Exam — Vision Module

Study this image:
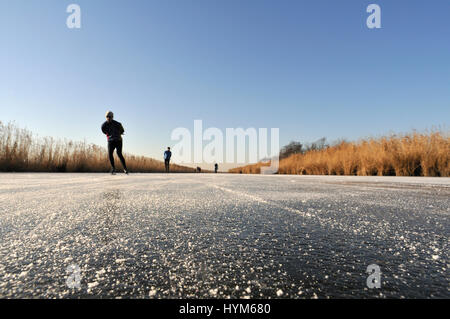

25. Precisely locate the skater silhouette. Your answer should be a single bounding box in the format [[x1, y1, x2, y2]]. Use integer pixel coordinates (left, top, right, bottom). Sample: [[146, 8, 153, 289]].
[[101, 111, 128, 175], [164, 147, 172, 173]]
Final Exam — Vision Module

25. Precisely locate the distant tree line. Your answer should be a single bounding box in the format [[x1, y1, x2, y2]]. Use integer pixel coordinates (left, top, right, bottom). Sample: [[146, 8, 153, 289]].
[[279, 138, 328, 159]]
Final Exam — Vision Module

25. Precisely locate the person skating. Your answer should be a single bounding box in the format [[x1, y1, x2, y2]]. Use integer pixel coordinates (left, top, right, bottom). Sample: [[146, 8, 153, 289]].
[[164, 147, 172, 173], [101, 111, 129, 175]]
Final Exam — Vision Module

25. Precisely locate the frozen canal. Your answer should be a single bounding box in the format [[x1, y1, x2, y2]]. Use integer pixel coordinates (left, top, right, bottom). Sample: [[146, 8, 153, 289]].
[[0, 173, 448, 298]]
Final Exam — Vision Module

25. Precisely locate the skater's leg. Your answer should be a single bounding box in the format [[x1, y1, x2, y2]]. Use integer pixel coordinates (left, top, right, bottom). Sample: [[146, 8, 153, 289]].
[[108, 141, 116, 170], [165, 159, 170, 172], [116, 140, 128, 170]]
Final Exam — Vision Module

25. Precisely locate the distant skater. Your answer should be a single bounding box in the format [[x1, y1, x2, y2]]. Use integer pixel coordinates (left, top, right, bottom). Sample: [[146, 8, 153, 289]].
[[101, 111, 128, 175], [164, 147, 172, 173], [214, 163, 218, 173]]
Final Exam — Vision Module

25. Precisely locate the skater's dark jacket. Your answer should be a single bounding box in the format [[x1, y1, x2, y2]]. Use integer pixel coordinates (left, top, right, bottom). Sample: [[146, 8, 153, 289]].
[[101, 120, 125, 142]]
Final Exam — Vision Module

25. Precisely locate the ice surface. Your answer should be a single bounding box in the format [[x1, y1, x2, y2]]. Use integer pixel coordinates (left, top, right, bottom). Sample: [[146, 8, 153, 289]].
[[0, 173, 448, 298]]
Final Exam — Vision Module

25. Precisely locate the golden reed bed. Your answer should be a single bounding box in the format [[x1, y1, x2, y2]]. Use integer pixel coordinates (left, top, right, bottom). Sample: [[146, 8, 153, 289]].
[[0, 121, 195, 173], [230, 131, 449, 177]]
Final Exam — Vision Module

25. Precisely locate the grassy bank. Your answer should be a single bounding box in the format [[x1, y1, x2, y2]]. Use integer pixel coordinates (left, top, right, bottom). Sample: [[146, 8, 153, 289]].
[[0, 121, 195, 173], [229, 131, 450, 177]]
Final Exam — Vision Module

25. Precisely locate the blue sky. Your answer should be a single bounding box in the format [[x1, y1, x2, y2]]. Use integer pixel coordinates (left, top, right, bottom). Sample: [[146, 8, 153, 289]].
[[0, 0, 449, 165]]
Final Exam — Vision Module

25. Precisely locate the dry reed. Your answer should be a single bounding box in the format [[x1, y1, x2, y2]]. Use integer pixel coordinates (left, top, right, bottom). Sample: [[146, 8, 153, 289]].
[[0, 121, 195, 173], [229, 131, 449, 177]]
